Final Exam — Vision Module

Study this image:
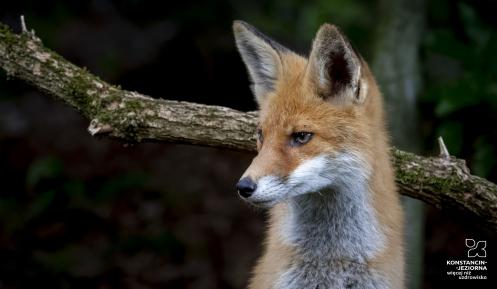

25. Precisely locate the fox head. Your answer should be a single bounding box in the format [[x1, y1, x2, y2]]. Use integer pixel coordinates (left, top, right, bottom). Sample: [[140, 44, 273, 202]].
[[233, 21, 382, 207]]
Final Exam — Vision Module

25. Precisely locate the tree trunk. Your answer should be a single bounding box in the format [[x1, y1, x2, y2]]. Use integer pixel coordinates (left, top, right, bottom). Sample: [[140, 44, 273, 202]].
[[372, 1, 426, 288]]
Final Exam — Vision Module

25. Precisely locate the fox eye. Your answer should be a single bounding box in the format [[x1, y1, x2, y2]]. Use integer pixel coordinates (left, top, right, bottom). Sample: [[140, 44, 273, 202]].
[[290, 132, 313, 146], [257, 129, 264, 143]]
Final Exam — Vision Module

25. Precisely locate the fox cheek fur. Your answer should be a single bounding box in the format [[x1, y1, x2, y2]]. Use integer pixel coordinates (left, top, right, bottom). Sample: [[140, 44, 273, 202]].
[[234, 20, 404, 289]]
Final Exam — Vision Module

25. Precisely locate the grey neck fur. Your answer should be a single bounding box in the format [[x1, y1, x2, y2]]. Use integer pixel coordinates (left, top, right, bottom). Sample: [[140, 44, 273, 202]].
[[276, 175, 388, 288]]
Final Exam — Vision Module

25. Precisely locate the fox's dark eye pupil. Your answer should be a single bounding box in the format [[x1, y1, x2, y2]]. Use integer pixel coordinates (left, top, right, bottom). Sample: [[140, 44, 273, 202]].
[[291, 132, 313, 146], [296, 133, 306, 141]]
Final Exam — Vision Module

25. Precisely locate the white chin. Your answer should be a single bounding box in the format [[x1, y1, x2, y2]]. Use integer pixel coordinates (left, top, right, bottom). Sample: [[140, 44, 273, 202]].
[[247, 198, 278, 208]]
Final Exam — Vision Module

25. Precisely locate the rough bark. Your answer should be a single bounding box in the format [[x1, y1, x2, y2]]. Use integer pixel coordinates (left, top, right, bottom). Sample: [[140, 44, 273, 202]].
[[393, 149, 497, 230], [1, 23, 496, 231]]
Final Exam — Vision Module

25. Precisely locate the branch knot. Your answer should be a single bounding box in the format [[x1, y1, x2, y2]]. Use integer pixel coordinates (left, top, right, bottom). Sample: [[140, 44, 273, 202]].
[[88, 119, 113, 136]]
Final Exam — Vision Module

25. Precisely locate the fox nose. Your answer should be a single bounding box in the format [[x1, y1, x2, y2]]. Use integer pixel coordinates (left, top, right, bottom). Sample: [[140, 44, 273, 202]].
[[236, 177, 257, 198]]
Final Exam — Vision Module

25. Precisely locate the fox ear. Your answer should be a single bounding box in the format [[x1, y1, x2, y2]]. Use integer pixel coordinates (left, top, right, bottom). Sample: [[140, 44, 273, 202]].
[[308, 24, 365, 105], [233, 20, 288, 105]]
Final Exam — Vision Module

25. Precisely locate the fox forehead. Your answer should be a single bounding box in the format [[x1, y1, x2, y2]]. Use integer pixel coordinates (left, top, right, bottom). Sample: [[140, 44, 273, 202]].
[[256, 53, 357, 131]]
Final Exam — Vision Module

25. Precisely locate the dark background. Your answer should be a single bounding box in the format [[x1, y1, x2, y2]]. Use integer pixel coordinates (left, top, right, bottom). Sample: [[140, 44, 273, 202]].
[[0, 0, 495, 288]]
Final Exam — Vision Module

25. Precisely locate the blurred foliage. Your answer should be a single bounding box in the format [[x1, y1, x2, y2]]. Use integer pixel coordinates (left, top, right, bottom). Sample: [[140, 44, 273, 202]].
[[232, 0, 376, 56], [0, 155, 189, 288], [421, 0, 497, 180], [26, 156, 64, 189]]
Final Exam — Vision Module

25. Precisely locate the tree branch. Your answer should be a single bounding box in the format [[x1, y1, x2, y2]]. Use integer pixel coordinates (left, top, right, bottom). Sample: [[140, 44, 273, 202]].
[[1, 22, 496, 230]]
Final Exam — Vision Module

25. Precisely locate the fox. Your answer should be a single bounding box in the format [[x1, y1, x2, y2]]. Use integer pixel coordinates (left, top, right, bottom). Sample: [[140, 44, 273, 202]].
[[232, 20, 404, 289]]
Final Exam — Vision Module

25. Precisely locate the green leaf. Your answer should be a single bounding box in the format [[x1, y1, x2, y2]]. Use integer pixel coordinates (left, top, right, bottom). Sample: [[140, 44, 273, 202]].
[[26, 156, 64, 188], [27, 190, 56, 218], [97, 171, 148, 200]]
